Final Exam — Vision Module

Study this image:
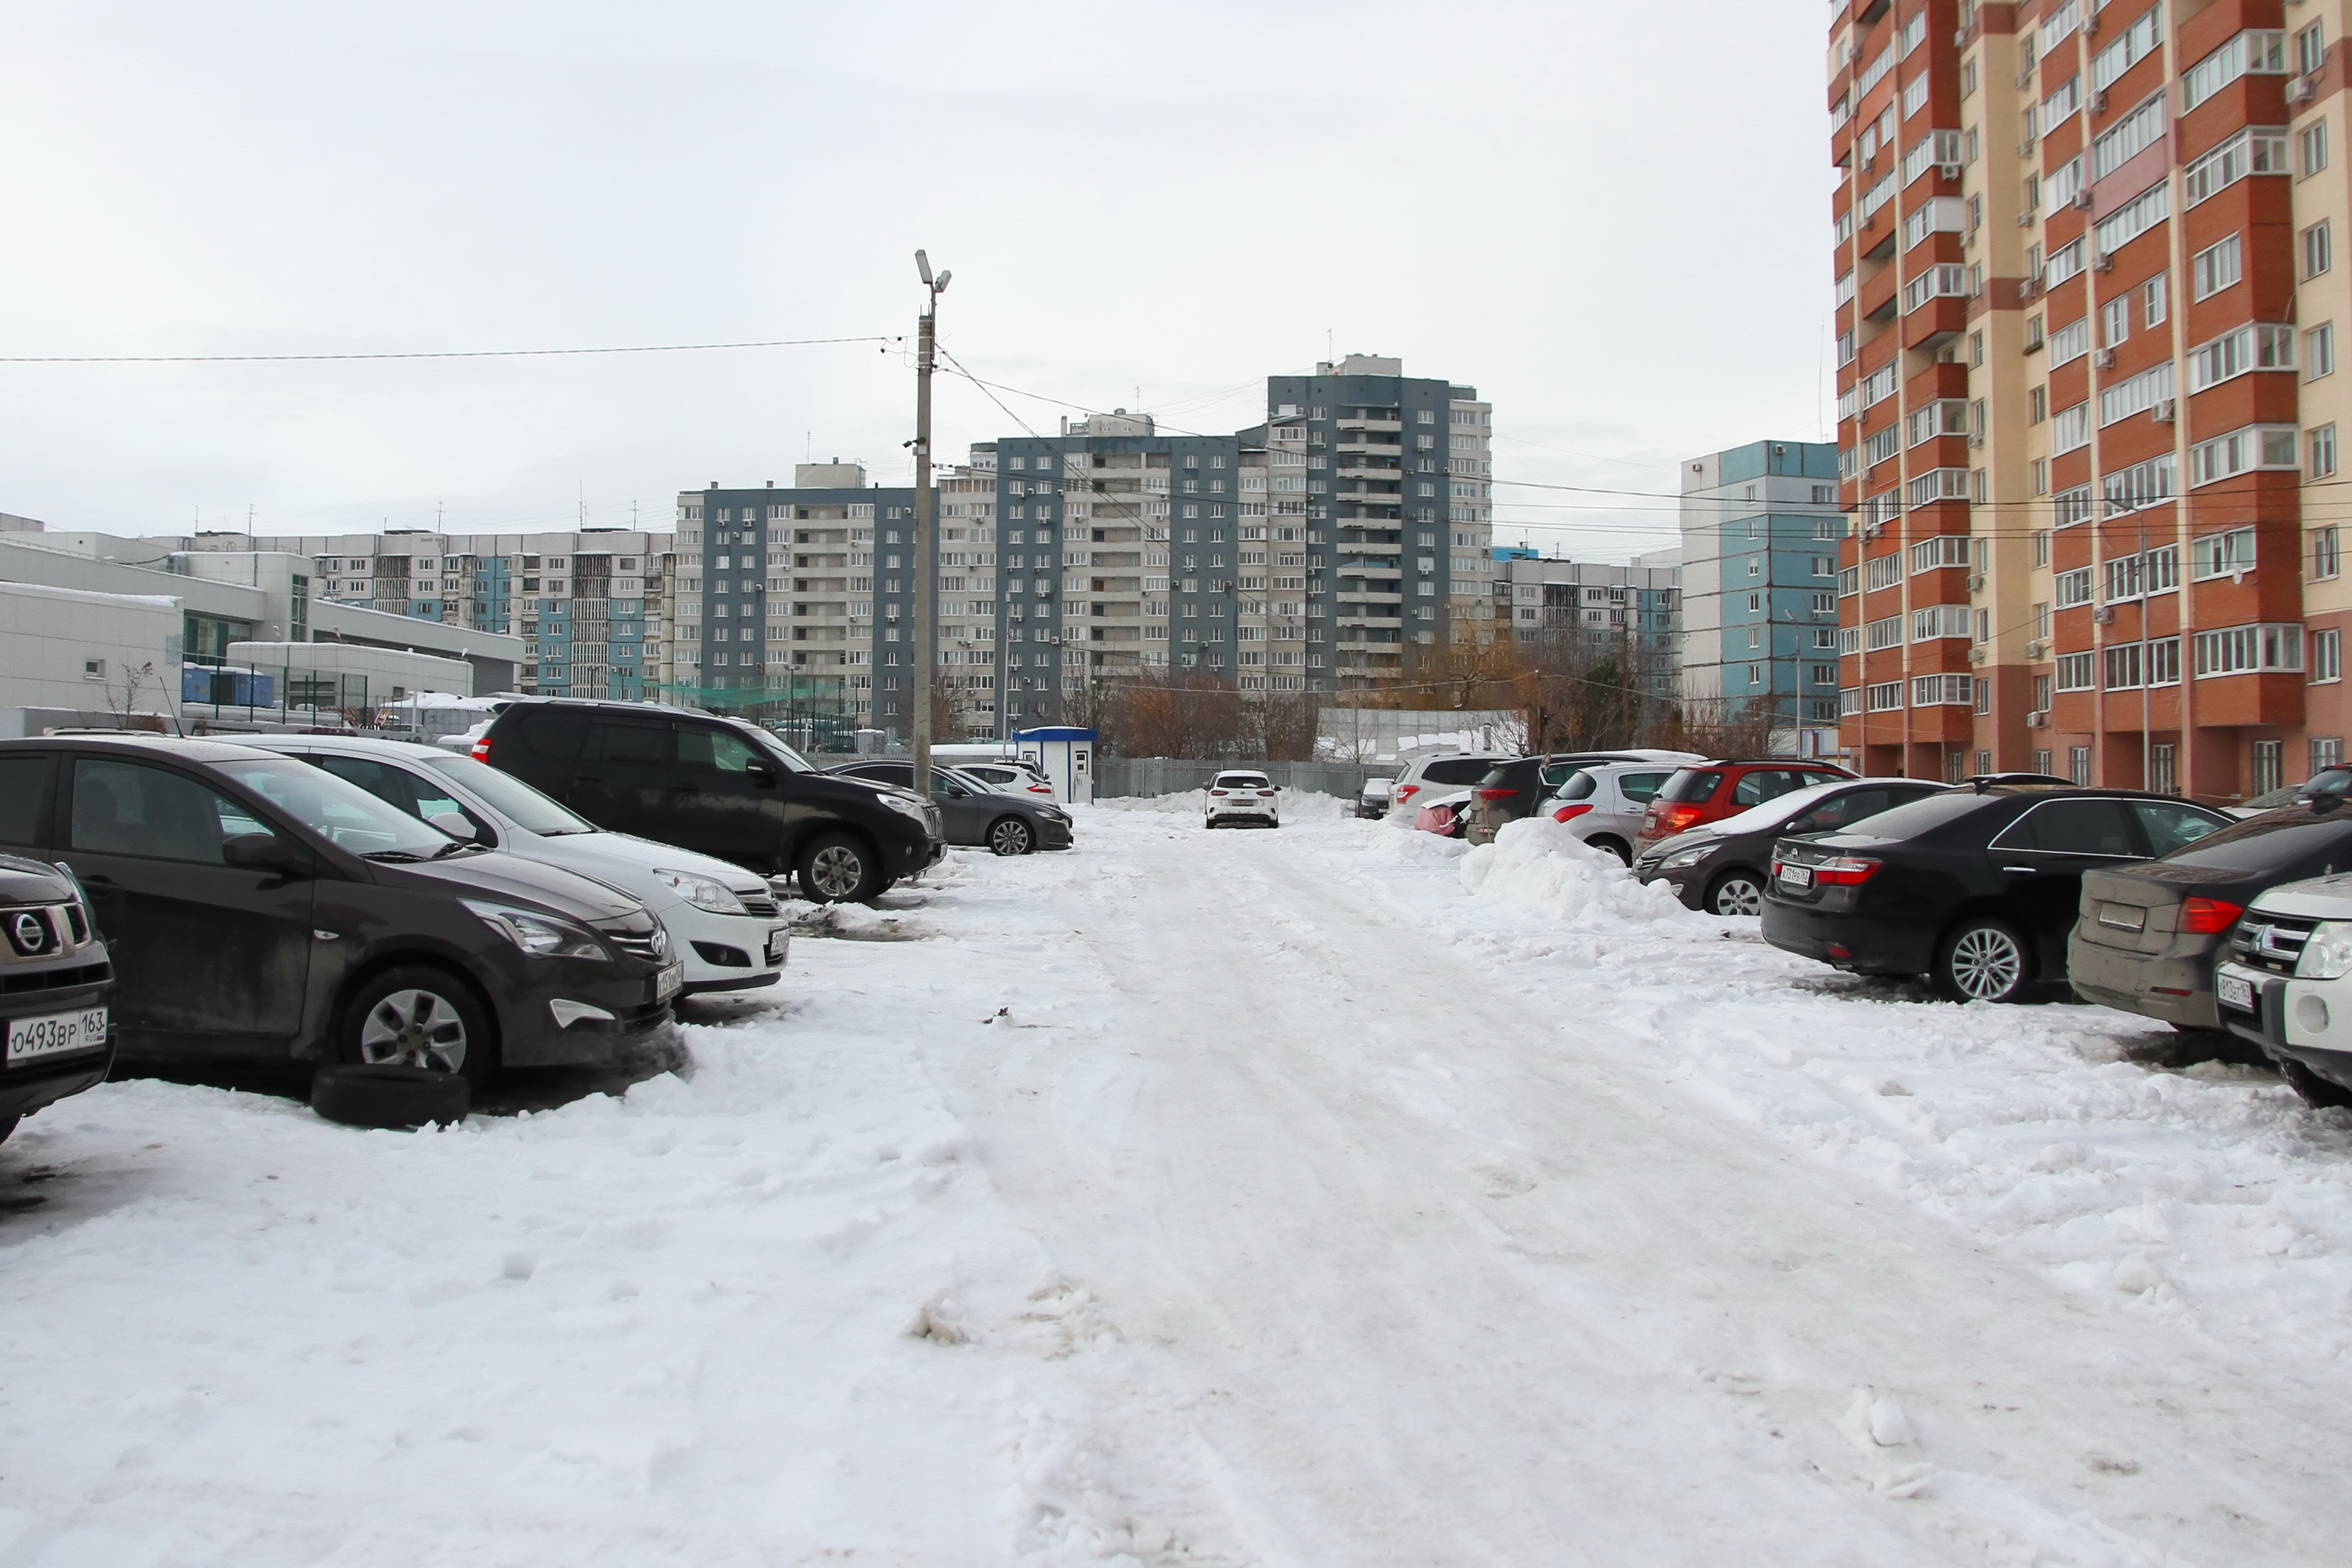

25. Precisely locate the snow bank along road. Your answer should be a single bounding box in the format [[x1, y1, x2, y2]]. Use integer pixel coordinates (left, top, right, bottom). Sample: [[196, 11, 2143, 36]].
[[9, 803, 2352, 1564]]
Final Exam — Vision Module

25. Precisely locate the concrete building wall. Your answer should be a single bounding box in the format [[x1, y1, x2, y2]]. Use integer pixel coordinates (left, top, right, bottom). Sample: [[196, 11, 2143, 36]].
[[0, 581, 183, 732]]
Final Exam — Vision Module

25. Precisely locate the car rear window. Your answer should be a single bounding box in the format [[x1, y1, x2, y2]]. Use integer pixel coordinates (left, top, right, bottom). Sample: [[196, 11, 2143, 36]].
[[2154, 809, 2352, 873], [1554, 772, 1599, 802], [1216, 773, 1270, 788], [1657, 768, 1723, 804], [1421, 758, 1492, 786]]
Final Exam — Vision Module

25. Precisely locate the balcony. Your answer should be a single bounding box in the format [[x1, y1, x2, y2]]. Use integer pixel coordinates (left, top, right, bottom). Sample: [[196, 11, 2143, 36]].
[[1341, 565, 1404, 580], [1336, 417, 1403, 433], [1334, 488, 1406, 505], [1335, 464, 1403, 481], [1336, 441, 1403, 456]]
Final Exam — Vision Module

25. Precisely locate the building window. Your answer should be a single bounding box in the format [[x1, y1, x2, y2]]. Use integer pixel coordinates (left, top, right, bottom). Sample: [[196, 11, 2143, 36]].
[[2192, 235, 2243, 300], [2315, 424, 2341, 479], [2308, 221, 2336, 280], [2312, 324, 2337, 379], [2304, 121, 2332, 179], [2316, 736, 2347, 776], [2143, 274, 2169, 328], [2317, 527, 2343, 581], [2316, 630, 2345, 684], [2254, 739, 2287, 797], [2069, 746, 2093, 786]]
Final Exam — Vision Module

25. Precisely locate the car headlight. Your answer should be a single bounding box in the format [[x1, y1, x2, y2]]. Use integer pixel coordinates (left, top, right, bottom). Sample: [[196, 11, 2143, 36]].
[[878, 794, 929, 824], [2300, 921, 2352, 980], [1660, 844, 1718, 870], [651, 869, 747, 914], [461, 898, 609, 960]]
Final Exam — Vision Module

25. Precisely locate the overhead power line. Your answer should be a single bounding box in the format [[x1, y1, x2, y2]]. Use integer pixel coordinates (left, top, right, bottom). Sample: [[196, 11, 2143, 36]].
[[0, 333, 900, 365]]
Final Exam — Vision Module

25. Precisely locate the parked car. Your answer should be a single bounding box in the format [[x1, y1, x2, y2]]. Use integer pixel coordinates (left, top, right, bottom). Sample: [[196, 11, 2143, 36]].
[[2068, 800, 2352, 1035], [1529, 761, 1692, 863], [234, 735, 792, 997], [2215, 877, 2352, 1105], [1465, 750, 1704, 845], [0, 847, 114, 1147], [1635, 777, 1950, 915], [1203, 771, 1281, 829], [474, 699, 943, 902], [1636, 758, 1859, 850], [823, 760, 1072, 855], [1358, 777, 1394, 821], [1386, 753, 1514, 821], [1414, 790, 1472, 837], [0, 735, 682, 1088], [1762, 786, 2234, 1003]]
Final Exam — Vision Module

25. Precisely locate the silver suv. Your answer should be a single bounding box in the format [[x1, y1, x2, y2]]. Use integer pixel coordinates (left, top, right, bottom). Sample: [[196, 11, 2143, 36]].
[[1536, 763, 1680, 865], [1385, 753, 1513, 821]]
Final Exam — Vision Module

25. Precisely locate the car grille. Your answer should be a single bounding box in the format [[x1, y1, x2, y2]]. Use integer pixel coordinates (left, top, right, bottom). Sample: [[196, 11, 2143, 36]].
[[739, 895, 779, 918], [2232, 913, 2320, 976], [924, 804, 942, 835], [601, 925, 667, 964], [1, 960, 111, 996], [2, 902, 85, 960]]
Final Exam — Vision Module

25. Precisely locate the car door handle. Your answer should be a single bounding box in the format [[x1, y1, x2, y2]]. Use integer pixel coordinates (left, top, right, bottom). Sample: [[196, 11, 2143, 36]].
[[80, 873, 115, 887], [2001, 866, 2038, 874]]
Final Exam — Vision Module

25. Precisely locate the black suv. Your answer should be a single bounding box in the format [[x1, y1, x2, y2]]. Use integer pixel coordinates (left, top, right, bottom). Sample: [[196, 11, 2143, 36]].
[[0, 735, 679, 1088], [475, 700, 943, 902], [1761, 786, 2234, 1003], [0, 851, 114, 1145]]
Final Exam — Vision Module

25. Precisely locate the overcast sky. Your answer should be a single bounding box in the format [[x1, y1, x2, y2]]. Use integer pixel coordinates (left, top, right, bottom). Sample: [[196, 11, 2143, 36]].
[[2, 2, 1833, 563]]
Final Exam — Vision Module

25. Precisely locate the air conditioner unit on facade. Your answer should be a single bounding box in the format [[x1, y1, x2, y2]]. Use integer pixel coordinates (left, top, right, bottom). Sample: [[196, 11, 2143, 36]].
[[1940, 162, 1964, 180], [2072, 190, 2096, 209], [2094, 606, 2116, 624], [2026, 639, 2045, 659], [1955, 27, 1972, 46], [2090, 89, 2109, 112], [1969, 646, 1987, 663], [2153, 397, 2177, 423], [2291, 75, 2318, 104], [2027, 710, 2049, 728], [2094, 348, 2117, 369], [1968, 432, 1986, 448], [1967, 572, 1987, 590], [2016, 209, 2037, 227], [2092, 252, 2115, 271]]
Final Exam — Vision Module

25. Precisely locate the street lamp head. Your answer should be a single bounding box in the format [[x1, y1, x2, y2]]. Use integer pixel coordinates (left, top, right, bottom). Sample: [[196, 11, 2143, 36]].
[[914, 249, 933, 285], [934, 270, 951, 293]]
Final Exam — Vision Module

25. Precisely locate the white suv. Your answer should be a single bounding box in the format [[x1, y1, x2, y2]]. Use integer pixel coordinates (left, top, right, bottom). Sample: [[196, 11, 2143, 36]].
[[1205, 771, 1281, 829], [1385, 753, 1513, 821], [2216, 874, 2352, 1109]]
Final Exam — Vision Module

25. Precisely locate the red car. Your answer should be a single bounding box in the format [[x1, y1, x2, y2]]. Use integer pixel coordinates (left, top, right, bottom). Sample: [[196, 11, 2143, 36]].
[[1636, 758, 1857, 849]]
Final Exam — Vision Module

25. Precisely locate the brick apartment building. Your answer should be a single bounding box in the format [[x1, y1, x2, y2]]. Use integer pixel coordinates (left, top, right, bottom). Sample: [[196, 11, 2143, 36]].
[[1831, 0, 2352, 800]]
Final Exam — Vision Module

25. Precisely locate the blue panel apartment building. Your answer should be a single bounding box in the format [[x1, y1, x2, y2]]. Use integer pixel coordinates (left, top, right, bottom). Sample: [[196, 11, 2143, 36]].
[[1677, 440, 1846, 753]]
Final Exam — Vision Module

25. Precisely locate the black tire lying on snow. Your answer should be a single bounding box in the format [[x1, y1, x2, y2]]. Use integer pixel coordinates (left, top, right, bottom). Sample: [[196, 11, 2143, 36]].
[[310, 1063, 471, 1130]]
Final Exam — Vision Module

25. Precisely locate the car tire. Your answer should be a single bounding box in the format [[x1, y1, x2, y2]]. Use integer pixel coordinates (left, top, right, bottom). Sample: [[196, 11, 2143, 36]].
[[1933, 917, 2034, 1004], [1704, 869, 1766, 917], [798, 831, 886, 903], [1588, 835, 1632, 866], [2281, 1058, 2352, 1110], [988, 816, 1035, 856], [339, 964, 497, 1089], [309, 1062, 471, 1130]]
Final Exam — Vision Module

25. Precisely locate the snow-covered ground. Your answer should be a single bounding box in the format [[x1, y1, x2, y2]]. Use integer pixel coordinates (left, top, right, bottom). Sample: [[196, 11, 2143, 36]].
[[9, 802, 2352, 1563]]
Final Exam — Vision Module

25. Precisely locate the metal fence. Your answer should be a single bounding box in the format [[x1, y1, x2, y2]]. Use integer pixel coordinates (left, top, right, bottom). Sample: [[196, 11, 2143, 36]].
[[1094, 757, 1396, 800]]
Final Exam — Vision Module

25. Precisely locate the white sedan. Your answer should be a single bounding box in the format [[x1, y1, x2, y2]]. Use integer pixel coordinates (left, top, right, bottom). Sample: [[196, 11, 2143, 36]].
[[1205, 771, 1282, 829]]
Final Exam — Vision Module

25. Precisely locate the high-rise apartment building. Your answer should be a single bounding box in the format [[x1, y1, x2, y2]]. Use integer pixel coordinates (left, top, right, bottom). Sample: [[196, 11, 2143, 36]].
[[1679, 441, 1846, 753], [1491, 554, 1684, 688], [1831, 0, 2352, 797]]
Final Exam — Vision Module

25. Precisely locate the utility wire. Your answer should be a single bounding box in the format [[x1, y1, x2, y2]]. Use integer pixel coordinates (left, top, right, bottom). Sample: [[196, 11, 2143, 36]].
[[0, 333, 899, 364]]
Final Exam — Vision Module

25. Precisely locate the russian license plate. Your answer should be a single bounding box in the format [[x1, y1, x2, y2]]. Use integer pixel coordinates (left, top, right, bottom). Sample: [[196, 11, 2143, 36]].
[[1777, 863, 1813, 890], [2216, 971, 2256, 1012], [6, 1007, 107, 1066], [655, 960, 684, 1002], [764, 928, 788, 966]]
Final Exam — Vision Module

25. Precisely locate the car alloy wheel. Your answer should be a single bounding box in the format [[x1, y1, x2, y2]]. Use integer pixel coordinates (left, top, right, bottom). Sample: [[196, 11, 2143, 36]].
[[1707, 873, 1764, 916], [358, 987, 470, 1074], [1941, 921, 2029, 1003], [808, 843, 867, 899], [989, 817, 1034, 856]]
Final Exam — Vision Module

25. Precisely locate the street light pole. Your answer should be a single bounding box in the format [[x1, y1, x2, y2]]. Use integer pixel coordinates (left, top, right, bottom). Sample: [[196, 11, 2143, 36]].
[[911, 249, 950, 799]]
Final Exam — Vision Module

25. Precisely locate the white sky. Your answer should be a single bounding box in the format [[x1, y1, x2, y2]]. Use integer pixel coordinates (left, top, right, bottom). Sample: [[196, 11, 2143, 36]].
[[1, 1, 1835, 563]]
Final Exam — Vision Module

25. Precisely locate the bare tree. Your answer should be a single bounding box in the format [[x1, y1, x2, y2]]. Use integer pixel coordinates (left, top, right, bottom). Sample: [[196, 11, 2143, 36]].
[[103, 661, 165, 731]]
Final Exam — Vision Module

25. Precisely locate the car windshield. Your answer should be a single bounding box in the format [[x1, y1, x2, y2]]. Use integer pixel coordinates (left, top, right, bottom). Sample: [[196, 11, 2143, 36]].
[[419, 753, 597, 835], [745, 729, 814, 773], [212, 757, 459, 859]]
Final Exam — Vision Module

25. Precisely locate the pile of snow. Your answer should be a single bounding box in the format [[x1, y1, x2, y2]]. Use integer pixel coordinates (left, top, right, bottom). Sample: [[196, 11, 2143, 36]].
[[1457, 817, 1692, 927]]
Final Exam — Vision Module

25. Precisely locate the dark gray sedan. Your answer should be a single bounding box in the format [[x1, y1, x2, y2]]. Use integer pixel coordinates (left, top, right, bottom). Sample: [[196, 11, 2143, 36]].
[[825, 761, 1073, 855]]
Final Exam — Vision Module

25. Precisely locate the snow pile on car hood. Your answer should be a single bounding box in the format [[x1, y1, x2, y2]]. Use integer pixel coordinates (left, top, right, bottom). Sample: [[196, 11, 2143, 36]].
[[1458, 817, 1692, 927]]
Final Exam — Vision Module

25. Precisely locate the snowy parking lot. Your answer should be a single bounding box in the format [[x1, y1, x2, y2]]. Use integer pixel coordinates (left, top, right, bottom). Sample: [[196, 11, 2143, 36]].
[[11, 798, 2352, 1563]]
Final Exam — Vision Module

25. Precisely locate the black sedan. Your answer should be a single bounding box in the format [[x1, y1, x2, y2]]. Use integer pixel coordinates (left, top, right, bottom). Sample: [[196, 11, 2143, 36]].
[[1635, 777, 1948, 916], [825, 761, 1073, 855], [1761, 786, 2235, 1002]]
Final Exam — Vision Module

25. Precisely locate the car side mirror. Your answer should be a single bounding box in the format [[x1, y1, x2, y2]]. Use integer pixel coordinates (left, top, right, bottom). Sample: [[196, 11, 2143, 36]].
[[223, 832, 301, 874], [426, 812, 480, 843], [2312, 793, 2344, 815]]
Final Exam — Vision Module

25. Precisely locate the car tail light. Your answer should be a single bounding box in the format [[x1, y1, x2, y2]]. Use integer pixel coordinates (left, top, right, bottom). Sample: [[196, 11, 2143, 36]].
[[1553, 804, 1594, 822], [1653, 804, 1704, 835], [1475, 788, 1520, 802], [1259, 790, 1276, 797], [2179, 897, 2245, 935], [1395, 784, 1420, 803], [1029, 784, 1054, 794], [470, 735, 492, 762], [1809, 855, 1882, 887], [1210, 789, 1229, 796]]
